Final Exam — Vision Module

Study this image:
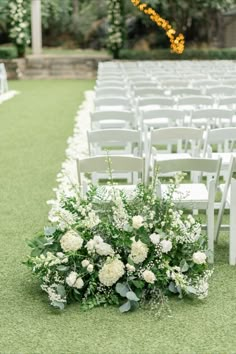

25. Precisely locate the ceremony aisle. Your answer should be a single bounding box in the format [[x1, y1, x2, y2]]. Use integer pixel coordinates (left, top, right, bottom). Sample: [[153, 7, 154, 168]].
[[0, 80, 236, 354]]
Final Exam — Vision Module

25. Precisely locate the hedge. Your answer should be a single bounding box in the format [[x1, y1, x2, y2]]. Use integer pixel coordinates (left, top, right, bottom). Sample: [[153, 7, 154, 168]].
[[119, 48, 236, 60], [0, 47, 17, 59]]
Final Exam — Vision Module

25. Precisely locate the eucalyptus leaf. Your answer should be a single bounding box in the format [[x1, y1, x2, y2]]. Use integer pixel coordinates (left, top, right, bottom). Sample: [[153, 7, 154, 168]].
[[168, 281, 178, 293], [115, 282, 129, 297], [126, 291, 139, 302], [57, 265, 69, 272], [187, 286, 197, 295], [44, 226, 56, 236], [51, 301, 65, 310], [180, 260, 189, 272], [57, 284, 66, 297], [119, 300, 131, 313]]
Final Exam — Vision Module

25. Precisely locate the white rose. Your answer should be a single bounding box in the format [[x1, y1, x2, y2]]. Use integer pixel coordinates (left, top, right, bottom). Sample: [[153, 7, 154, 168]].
[[130, 240, 148, 264], [142, 270, 156, 284], [81, 259, 90, 268], [126, 264, 135, 272], [95, 242, 114, 256], [149, 233, 160, 245], [60, 230, 83, 252], [74, 277, 84, 289], [192, 251, 207, 265], [160, 240, 172, 253], [132, 215, 144, 229], [87, 264, 94, 273], [66, 271, 77, 287]]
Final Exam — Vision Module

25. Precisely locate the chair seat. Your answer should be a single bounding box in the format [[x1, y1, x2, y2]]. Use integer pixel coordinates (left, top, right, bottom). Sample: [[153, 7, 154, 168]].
[[161, 183, 209, 208]]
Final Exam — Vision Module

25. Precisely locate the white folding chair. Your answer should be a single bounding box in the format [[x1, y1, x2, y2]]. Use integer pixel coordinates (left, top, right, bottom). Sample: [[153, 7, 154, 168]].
[[146, 127, 203, 181], [133, 87, 164, 97], [90, 110, 136, 130], [215, 156, 236, 265], [0, 63, 8, 95], [137, 97, 175, 111], [203, 127, 236, 174], [87, 129, 142, 156], [77, 155, 145, 195], [154, 157, 222, 262]]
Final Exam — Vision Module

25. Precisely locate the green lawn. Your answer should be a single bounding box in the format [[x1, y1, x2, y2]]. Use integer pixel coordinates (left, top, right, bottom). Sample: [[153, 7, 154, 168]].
[[0, 80, 236, 354]]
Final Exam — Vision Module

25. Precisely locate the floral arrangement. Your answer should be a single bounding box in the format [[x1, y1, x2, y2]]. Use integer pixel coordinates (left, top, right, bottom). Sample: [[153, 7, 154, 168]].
[[8, 0, 30, 57], [25, 162, 212, 313], [106, 0, 124, 59]]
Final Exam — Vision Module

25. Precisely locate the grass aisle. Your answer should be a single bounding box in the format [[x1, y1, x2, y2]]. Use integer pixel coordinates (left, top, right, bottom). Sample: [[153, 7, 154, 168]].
[[0, 80, 236, 354]]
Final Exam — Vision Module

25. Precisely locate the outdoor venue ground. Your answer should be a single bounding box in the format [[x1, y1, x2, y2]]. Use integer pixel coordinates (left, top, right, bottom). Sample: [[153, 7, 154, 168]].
[[0, 80, 236, 354]]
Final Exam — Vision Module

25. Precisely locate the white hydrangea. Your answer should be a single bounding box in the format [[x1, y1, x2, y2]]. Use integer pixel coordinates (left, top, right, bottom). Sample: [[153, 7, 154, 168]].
[[66, 271, 77, 287], [160, 240, 172, 253], [99, 258, 125, 287], [60, 230, 83, 252], [192, 251, 207, 265], [86, 239, 96, 253], [130, 240, 148, 264], [149, 233, 160, 245], [142, 270, 156, 284], [132, 215, 144, 229]]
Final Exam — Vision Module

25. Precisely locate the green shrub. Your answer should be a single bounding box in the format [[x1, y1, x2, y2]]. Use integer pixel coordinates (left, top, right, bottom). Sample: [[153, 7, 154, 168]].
[[119, 48, 236, 60], [0, 46, 17, 59]]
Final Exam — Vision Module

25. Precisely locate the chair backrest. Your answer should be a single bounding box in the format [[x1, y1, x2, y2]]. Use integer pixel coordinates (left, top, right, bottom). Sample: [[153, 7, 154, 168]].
[[133, 87, 164, 97], [171, 88, 202, 96], [90, 110, 136, 129], [178, 96, 214, 107], [150, 127, 203, 146], [192, 80, 219, 88], [95, 87, 128, 98], [77, 155, 144, 185], [203, 127, 236, 156], [94, 97, 132, 111], [191, 109, 234, 128], [154, 157, 221, 182], [87, 129, 142, 156], [205, 86, 236, 96], [96, 80, 126, 88], [160, 80, 189, 88], [218, 96, 236, 107], [137, 96, 175, 109], [141, 109, 185, 128]]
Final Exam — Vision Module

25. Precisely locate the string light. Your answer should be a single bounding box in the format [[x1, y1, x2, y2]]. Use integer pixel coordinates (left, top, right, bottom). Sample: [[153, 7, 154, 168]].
[[130, 0, 185, 54]]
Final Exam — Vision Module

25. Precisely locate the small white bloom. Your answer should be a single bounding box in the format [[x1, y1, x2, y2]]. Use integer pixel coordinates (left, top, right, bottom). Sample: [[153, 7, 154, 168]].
[[132, 215, 144, 229], [142, 270, 156, 284], [86, 239, 96, 252], [74, 277, 84, 289], [81, 259, 90, 268], [60, 230, 83, 252], [87, 264, 94, 273], [149, 233, 160, 245], [192, 251, 207, 265], [66, 271, 77, 287], [160, 240, 172, 253], [126, 263, 135, 272]]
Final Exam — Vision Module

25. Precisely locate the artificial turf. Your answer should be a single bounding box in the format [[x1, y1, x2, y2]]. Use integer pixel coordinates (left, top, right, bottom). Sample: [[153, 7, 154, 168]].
[[0, 80, 236, 354]]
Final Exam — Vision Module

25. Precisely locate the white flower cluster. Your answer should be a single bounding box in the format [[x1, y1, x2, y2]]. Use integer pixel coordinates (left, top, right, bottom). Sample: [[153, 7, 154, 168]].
[[66, 271, 84, 289], [9, 0, 30, 49], [86, 235, 114, 256], [106, 0, 123, 52], [99, 257, 125, 287], [130, 239, 148, 264]]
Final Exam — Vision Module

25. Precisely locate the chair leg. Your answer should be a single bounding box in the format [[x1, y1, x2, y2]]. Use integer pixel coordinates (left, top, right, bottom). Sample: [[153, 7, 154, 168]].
[[215, 199, 225, 243], [207, 180, 215, 263], [230, 179, 236, 266]]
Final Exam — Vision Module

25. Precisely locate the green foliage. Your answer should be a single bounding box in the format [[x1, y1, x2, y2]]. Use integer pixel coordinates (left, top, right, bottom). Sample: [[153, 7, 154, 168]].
[[0, 46, 17, 59], [119, 48, 236, 60]]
